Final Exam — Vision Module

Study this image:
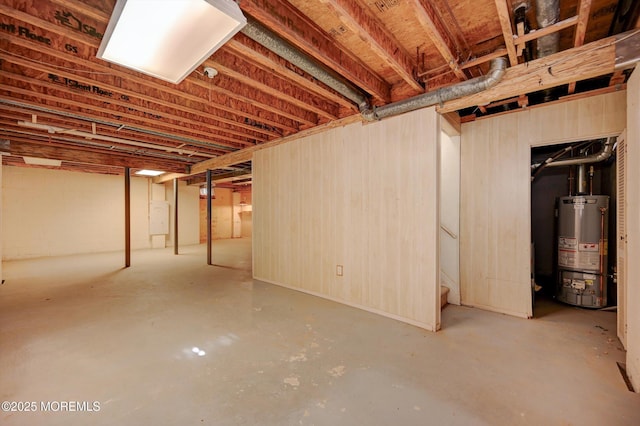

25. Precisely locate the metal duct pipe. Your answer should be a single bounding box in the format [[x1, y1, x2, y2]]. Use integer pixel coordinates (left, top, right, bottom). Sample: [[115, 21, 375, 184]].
[[535, 0, 560, 58], [361, 57, 507, 121], [544, 137, 616, 167], [241, 18, 371, 111], [241, 17, 507, 122]]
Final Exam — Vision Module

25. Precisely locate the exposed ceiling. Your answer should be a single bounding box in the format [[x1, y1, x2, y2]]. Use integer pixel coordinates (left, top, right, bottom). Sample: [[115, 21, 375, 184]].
[[1, 0, 638, 186]]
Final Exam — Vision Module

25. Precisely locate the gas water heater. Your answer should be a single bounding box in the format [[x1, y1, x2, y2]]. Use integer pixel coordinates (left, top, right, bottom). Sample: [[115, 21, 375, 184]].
[[556, 194, 608, 308]]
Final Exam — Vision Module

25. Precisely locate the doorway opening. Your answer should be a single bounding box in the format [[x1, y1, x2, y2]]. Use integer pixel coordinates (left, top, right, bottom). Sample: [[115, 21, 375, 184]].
[[530, 137, 618, 318], [439, 125, 461, 320]]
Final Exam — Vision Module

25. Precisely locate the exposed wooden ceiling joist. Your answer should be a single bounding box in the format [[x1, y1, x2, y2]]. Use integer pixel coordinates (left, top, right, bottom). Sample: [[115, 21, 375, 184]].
[[237, 0, 391, 103], [410, 0, 466, 80], [568, 0, 594, 94], [0, 0, 627, 179], [318, 0, 423, 92], [493, 0, 518, 66]]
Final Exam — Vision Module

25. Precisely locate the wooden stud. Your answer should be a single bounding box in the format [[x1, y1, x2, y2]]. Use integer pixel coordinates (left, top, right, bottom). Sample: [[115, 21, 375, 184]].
[[493, 0, 518, 66]]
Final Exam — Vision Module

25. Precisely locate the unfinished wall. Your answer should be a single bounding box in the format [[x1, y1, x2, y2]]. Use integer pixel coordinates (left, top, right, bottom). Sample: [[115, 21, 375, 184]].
[[199, 187, 235, 242], [165, 181, 200, 247], [238, 189, 252, 238], [253, 108, 440, 330], [626, 70, 640, 391], [2, 167, 154, 259], [460, 91, 626, 318]]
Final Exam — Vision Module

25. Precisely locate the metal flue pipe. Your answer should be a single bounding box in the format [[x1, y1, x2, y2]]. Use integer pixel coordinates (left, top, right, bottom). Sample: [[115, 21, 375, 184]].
[[535, 0, 560, 58], [360, 58, 507, 121], [543, 137, 616, 167]]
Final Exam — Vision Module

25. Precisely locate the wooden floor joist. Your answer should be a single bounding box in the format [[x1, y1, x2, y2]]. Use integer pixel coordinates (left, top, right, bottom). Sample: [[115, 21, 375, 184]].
[[186, 33, 627, 173]]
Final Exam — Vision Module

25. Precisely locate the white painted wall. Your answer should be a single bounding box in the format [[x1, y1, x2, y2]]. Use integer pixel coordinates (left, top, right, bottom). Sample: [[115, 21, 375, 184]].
[[1, 167, 201, 259], [460, 91, 626, 319], [166, 180, 200, 246], [626, 71, 640, 392], [253, 108, 440, 331]]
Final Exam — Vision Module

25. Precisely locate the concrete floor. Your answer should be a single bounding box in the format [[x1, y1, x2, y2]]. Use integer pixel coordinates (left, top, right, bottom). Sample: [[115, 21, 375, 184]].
[[1, 238, 638, 425]]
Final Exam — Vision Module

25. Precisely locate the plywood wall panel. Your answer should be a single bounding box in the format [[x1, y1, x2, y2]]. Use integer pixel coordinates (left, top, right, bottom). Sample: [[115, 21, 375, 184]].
[[625, 71, 640, 392], [461, 92, 626, 319], [253, 108, 439, 330]]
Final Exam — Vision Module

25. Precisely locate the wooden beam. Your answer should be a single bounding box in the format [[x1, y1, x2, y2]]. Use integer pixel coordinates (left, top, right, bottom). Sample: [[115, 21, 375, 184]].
[[48, 0, 110, 21], [321, 0, 422, 91], [411, 0, 466, 80], [438, 34, 620, 113], [493, 0, 518, 66], [154, 173, 189, 184], [568, 0, 593, 95], [514, 16, 579, 45], [238, 0, 391, 102]]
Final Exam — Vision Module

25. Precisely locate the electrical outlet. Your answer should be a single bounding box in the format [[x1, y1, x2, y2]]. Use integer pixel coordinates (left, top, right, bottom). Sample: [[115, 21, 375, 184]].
[[336, 265, 343, 276]]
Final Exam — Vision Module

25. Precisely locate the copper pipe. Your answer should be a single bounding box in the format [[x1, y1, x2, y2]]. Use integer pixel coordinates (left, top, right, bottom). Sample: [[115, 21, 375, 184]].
[[568, 167, 574, 196]]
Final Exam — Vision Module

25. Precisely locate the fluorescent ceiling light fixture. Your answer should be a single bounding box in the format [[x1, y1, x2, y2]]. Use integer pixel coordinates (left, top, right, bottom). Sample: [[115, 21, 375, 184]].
[[23, 157, 62, 167], [97, 0, 247, 84], [135, 169, 165, 176]]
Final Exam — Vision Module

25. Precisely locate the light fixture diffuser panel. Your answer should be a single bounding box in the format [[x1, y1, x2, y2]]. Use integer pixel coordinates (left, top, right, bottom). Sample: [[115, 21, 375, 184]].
[[97, 0, 246, 84], [135, 169, 165, 176]]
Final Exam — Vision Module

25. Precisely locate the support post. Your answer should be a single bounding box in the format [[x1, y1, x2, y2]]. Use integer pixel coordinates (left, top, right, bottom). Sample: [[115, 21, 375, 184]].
[[173, 177, 179, 255], [124, 167, 131, 267], [206, 169, 212, 265]]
